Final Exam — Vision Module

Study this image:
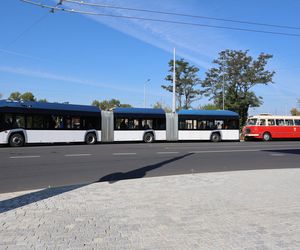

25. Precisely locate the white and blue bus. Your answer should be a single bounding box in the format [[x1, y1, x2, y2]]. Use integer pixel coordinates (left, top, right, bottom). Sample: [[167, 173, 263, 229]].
[[0, 100, 101, 146], [0, 99, 239, 146], [178, 110, 240, 142], [113, 108, 166, 143]]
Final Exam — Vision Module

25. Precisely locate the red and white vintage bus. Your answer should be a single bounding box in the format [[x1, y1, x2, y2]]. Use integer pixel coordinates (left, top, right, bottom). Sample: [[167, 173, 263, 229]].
[[242, 114, 300, 141]]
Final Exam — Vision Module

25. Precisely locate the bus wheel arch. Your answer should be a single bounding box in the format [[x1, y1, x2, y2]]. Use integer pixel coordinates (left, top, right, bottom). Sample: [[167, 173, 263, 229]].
[[85, 132, 97, 144], [143, 132, 155, 143], [9, 132, 25, 147], [210, 132, 221, 142], [262, 132, 272, 141]]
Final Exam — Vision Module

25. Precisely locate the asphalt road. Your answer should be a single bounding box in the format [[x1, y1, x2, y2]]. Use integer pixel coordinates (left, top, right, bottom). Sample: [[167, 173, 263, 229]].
[[1, 141, 300, 193]]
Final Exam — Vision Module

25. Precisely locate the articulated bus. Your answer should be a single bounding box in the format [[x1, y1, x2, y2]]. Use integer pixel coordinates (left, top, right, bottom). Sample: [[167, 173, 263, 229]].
[[0, 100, 102, 146], [0, 100, 240, 146], [243, 115, 300, 141]]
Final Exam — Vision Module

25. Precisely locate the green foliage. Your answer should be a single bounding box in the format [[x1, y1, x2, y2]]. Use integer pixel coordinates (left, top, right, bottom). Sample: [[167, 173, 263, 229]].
[[20, 92, 36, 101], [152, 101, 172, 113], [162, 58, 201, 110], [290, 108, 300, 116], [92, 99, 132, 110], [8, 91, 22, 101], [199, 103, 219, 110], [38, 98, 48, 102], [8, 91, 37, 101], [201, 50, 275, 126]]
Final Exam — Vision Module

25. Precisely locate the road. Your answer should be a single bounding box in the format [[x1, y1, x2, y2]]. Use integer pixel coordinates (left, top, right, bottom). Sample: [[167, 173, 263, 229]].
[[0, 141, 300, 193]]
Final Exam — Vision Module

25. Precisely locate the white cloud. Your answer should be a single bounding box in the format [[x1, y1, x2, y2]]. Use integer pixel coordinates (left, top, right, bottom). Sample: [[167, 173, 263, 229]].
[[0, 65, 140, 93], [63, 0, 242, 69]]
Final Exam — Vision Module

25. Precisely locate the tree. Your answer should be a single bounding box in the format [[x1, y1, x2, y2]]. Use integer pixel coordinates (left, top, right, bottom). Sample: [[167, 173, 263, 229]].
[[290, 108, 300, 116], [38, 98, 48, 102], [152, 101, 172, 113], [20, 92, 36, 101], [92, 99, 132, 110], [290, 99, 300, 115], [199, 103, 219, 110], [162, 58, 201, 110], [8, 91, 37, 101], [8, 91, 22, 101], [201, 50, 275, 126]]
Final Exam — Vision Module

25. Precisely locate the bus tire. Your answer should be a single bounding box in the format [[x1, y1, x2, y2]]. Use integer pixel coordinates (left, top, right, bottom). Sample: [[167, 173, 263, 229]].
[[85, 133, 97, 145], [143, 133, 154, 143], [210, 132, 221, 142], [9, 133, 25, 147], [262, 132, 271, 141]]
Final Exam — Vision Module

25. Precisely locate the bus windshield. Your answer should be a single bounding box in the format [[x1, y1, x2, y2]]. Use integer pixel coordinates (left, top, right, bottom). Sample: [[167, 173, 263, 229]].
[[246, 118, 257, 126]]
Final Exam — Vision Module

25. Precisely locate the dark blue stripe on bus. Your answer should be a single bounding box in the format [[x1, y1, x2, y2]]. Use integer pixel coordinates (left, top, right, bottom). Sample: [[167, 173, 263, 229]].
[[178, 110, 239, 117], [113, 108, 166, 118], [0, 100, 101, 116]]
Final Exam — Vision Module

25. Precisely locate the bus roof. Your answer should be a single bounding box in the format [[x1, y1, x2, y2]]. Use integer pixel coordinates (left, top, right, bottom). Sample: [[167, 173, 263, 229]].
[[114, 107, 165, 115], [249, 115, 300, 119], [0, 99, 101, 113], [178, 109, 239, 117], [113, 107, 165, 118]]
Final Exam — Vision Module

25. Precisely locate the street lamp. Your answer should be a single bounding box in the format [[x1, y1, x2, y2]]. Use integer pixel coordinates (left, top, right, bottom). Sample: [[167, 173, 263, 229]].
[[144, 79, 150, 108]]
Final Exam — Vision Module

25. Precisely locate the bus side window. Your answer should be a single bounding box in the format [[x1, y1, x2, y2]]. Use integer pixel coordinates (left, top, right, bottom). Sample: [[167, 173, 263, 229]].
[[267, 119, 275, 126], [276, 119, 284, 126], [295, 120, 300, 126], [259, 119, 266, 126], [285, 119, 294, 126]]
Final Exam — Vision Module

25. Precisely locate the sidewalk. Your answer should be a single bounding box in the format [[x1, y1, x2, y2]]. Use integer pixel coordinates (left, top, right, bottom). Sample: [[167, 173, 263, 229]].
[[1, 169, 300, 249]]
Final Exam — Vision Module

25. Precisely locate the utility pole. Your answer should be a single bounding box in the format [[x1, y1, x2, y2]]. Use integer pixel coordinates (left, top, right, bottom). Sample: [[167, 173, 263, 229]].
[[172, 48, 176, 113], [222, 74, 225, 110], [144, 79, 150, 108]]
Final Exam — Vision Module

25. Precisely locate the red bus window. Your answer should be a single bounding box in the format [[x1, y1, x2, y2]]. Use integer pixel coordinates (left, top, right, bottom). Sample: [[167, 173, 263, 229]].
[[285, 120, 294, 126], [295, 120, 300, 126], [259, 119, 266, 126], [267, 119, 275, 126], [276, 119, 284, 126]]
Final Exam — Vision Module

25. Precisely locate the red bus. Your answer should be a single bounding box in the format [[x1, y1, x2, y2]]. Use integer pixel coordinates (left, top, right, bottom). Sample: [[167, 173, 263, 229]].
[[242, 115, 300, 141]]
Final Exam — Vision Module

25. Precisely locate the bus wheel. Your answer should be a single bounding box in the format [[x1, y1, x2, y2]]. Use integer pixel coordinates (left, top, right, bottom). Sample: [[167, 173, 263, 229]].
[[85, 133, 96, 144], [263, 132, 271, 141], [210, 133, 221, 142], [143, 133, 154, 143], [9, 133, 25, 147]]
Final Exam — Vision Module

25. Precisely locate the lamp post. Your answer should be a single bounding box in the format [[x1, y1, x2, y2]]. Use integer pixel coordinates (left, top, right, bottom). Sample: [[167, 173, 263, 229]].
[[144, 79, 150, 108], [172, 48, 176, 113], [222, 74, 225, 110]]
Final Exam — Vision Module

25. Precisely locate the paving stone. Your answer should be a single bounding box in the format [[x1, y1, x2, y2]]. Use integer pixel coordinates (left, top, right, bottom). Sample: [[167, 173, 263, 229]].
[[1, 169, 300, 249]]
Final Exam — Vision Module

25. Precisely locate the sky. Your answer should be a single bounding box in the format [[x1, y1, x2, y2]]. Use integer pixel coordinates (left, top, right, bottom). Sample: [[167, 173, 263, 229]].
[[0, 0, 300, 115]]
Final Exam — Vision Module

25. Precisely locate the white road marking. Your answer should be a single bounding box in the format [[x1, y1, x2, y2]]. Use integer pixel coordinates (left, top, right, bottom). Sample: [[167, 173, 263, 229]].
[[189, 149, 261, 154], [270, 153, 285, 157], [9, 155, 40, 159], [113, 153, 137, 156], [65, 154, 92, 157], [164, 144, 300, 150], [157, 152, 179, 154]]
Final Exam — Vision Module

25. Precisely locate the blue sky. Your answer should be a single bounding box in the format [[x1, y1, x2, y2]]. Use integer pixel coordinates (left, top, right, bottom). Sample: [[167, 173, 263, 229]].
[[1, 0, 300, 115]]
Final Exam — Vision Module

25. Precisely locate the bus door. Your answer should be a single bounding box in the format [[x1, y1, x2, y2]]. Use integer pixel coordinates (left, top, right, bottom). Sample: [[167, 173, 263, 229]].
[[274, 119, 286, 138], [284, 119, 295, 138], [295, 119, 300, 138]]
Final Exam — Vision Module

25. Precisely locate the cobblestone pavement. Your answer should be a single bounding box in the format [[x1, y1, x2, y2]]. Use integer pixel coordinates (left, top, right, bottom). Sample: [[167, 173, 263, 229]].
[[1, 169, 300, 249]]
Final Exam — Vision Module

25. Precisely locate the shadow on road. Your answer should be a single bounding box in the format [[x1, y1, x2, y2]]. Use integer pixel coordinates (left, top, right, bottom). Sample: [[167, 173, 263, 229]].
[[0, 184, 86, 214], [263, 149, 300, 155], [98, 153, 194, 184], [1, 153, 194, 212]]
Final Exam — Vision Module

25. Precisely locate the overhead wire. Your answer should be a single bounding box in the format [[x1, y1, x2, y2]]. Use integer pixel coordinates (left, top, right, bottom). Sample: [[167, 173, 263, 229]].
[[3, 12, 49, 49], [20, 0, 300, 37], [2, 0, 64, 50], [64, 0, 300, 30]]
